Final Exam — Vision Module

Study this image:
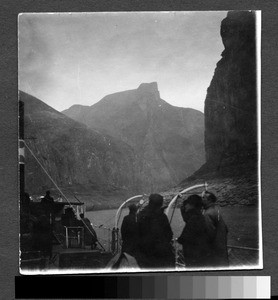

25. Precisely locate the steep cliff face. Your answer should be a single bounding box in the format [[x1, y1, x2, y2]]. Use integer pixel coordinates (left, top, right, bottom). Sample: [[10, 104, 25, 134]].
[[204, 11, 257, 170], [181, 11, 258, 206], [21, 91, 140, 201], [63, 82, 205, 191]]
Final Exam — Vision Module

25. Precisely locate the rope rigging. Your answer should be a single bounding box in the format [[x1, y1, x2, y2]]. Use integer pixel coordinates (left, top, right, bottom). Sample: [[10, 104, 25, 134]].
[[24, 140, 105, 251]]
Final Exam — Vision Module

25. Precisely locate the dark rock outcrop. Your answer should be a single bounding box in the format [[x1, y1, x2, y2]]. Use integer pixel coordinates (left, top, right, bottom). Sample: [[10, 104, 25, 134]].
[[204, 11, 257, 170], [181, 11, 258, 207], [63, 82, 205, 191]]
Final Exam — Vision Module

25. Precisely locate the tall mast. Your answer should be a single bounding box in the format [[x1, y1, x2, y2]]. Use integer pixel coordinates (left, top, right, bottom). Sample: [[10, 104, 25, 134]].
[[19, 100, 25, 201]]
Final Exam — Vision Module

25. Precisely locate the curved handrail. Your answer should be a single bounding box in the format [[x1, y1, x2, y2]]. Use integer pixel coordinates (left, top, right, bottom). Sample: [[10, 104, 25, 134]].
[[165, 182, 208, 219], [114, 182, 208, 229], [114, 194, 144, 229]]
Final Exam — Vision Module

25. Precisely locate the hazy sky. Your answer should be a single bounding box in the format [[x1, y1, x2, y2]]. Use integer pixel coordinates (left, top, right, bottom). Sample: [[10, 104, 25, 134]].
[[19, 12, 227, 112]]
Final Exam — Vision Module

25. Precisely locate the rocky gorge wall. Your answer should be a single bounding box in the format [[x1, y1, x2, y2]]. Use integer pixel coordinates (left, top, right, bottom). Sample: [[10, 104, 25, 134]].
[[204, 11, 257, 171], [183, 11, 258, 206]]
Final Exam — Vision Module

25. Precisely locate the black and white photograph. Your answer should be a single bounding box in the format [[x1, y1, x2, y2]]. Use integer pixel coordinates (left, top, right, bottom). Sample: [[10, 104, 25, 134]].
[[18, 11, 261, 274]]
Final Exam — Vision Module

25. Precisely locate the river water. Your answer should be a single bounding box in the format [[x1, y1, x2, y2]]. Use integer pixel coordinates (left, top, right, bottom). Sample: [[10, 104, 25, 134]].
[[86, 205, 260, 251]]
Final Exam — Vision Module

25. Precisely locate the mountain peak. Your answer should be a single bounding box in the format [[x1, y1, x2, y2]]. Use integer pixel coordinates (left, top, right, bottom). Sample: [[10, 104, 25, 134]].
[[137, 82, 160, 99], [138, 82, 158, 90]]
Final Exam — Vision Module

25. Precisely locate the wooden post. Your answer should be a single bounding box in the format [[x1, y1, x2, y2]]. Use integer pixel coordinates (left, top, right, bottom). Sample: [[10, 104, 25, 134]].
[[65, 227, 68, 248], [19, 101, 25, 205]]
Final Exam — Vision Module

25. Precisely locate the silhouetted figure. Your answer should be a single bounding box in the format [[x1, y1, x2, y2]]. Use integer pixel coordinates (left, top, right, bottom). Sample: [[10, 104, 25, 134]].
[[20, 193, 31, 234], [80, 213, 98, 249], [41, 190, 54, 205], [121, 204, 139, 256], [178, 195, 213, 268], [137, 194, 175, 269], [32, 214, 53, 258], [41, 190, 55, 222], [62, 207, 77, 227], [202, 191, 229, 267]]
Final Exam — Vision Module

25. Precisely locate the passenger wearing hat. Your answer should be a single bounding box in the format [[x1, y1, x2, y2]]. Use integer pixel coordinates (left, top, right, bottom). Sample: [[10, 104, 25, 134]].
[[137, 194, 175, 269], [121, 204, 139, 256], [41, 190, 55, 226], [177, 194, 213, 268], [42, 190, 54, 204], [202, 191, 229, 267]]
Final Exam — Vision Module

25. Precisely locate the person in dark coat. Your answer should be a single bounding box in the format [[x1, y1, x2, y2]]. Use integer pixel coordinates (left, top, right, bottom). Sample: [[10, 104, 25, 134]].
[[62, 207, 78, 227], [121, 204, 139, 256], [202, 191, 229, 267], [32, 214, 53, 258], [177, 195, 213, 268], [41, 190, 55, 224], [41, 190, 54, 204], [137, 194, 175, 269], [80, 213, 98, 249]]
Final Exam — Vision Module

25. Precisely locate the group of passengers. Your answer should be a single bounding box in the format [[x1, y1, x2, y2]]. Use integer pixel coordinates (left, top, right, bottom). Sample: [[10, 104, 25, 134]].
[[22, 191, 98, 258], [22, 189, 228, 269], [120, 192, 229, 269], [21, 191, 55, 259]]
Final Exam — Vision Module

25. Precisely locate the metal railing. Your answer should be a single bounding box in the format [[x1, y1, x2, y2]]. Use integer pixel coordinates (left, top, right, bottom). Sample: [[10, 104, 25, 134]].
[[93, 225, 114, 252], [64, 226, 84, 248]]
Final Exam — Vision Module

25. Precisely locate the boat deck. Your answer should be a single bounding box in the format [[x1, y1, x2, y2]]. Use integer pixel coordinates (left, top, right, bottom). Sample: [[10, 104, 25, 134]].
[[21, 243, 259, 272], [50, 244, 113, 269]]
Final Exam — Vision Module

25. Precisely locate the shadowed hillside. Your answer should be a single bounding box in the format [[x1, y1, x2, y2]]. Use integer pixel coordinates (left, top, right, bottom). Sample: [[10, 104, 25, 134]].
[[21, 91, 142, 208], [63, 82, 205, 191]]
